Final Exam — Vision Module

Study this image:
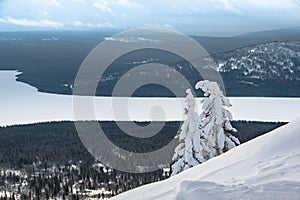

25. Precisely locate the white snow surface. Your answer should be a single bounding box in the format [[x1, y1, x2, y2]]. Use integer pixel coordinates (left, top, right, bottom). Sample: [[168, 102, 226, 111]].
[[1, 71, 300, 126], [111, 117, 300, 200]]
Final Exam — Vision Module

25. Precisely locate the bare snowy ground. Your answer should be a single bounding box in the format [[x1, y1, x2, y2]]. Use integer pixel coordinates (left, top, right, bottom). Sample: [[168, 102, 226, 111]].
[[1, 71, 300, 126], [111, 117, 300, 200], [175, 181, 300, 200]]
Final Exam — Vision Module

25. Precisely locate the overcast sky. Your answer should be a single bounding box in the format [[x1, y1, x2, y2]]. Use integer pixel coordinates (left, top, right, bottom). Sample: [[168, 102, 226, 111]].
[[0, 0, 300, 36]]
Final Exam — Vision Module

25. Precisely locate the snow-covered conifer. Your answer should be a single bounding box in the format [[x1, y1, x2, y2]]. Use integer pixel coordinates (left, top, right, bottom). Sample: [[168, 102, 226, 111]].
[[171, 81, 239, 176], [171, 89, 200, 176], [195, 80, 240, 159]]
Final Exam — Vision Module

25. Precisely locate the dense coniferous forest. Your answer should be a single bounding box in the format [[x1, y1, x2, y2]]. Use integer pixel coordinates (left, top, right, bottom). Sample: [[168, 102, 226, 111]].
[[0, 121, 285, 199]]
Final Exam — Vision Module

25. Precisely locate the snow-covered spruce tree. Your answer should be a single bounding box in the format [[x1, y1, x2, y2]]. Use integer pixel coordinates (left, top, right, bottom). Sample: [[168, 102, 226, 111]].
[[171, 81, 239, 176], [170, 89, 202, 176], [195, 80, 240, 160]]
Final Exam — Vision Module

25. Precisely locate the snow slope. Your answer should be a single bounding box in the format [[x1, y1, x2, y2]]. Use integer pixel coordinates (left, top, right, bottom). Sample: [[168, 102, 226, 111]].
[[111, 117, 300, 200]]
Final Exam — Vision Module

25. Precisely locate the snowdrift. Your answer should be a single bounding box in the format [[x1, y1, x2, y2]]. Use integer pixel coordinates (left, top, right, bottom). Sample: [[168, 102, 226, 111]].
[[111, 117, 300, 200]]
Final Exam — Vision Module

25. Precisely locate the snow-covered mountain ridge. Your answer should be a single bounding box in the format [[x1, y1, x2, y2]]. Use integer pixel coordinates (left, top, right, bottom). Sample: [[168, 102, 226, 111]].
[[156, 41, 300, 97], [111, 116, 300, 200], [215, 41, 300, 81]]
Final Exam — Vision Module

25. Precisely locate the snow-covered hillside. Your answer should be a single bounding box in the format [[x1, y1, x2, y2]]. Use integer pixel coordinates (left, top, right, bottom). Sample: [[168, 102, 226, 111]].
[[111, 117, 300, 200], [216, 41, 300, 81]]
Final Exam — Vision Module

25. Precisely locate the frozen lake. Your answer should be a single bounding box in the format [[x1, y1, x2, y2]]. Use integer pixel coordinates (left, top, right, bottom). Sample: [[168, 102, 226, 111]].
[[1, 71, 300, 126]]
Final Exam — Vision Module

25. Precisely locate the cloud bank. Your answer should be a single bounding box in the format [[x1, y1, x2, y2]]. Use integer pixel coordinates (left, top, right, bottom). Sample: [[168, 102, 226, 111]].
[[0, 0, 299, 35]]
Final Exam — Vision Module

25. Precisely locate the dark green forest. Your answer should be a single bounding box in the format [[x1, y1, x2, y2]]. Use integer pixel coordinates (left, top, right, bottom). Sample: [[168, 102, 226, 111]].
[[0, 121, 286, 168]]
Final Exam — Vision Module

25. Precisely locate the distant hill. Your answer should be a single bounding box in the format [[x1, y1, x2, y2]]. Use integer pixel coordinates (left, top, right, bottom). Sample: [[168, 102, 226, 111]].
[[193, 27, 300, 53], [236, 27, 300, 40], [214, 41, 300, 97]]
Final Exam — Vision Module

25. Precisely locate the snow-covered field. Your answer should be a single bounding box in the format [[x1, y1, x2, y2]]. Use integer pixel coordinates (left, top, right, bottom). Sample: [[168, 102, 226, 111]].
[[0, 71, 300, 126], [111, 116, 300, 200]]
